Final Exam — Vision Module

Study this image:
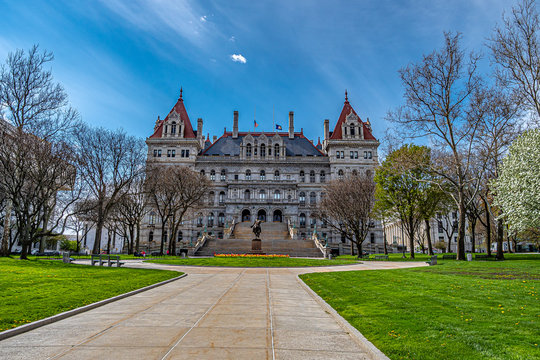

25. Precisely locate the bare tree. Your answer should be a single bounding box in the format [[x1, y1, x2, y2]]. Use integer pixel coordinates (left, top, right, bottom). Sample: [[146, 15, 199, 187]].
[[318, 175, 376, 257], [488, 0, 540, 123], [146, 166, 209, 255], [75, 125, 145, 254], [390, 32, 483, 260]]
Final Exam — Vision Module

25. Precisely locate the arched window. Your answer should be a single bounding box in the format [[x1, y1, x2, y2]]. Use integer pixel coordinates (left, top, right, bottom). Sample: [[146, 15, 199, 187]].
[[299, 213, 306, 227], [338, 169, 344, 180], [299, 170, 305, 183], [208, 213, 214, 227], [274, 190, 281, 200], [352, 169, 358, 176], [274, 170, 280, 180], [320, 170, 326, 183], [220, 169, 226, 181], [274, 144, 280, 158], [309, 170, 315, 183], [350, 124, 355, 136], [310, 216, 317, 228], [218, 213, 225, 227], [149, 231, 154, 242], [259, 190, 266, 199], [244, 189, 251, 200], [210, 170, 216, 181], [149, 212, 156, 225], [197, 213, 203, 227], [208, 191, 215, 205], [177, 231, 183, 242], [219, 191, 225, 205], [200, 169, 205, 176], [245, 169, 251, 180], [246, 144, 252, 157], [310, 192, 316, 205], [299, 192, 306, 205], [171, 122, 177, 134], [260, 170, 266, 180], [260, 144, 266, 158]]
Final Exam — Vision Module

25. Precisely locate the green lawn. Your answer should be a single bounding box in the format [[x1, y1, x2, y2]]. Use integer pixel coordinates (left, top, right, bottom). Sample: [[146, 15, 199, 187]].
[[147, 257, 359, 267], [337, 253, 540, 262], [0, 258, 180, 332], [300, 260, 540, 360]]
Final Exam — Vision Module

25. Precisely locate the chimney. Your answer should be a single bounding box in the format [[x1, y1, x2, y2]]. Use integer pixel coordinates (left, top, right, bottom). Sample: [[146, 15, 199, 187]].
[[213, 135, 217, 143], [233, 111, 239, 138], [288, 111, 294, 139], [323, 119, 329, 142], [197, 118, 203, 139]]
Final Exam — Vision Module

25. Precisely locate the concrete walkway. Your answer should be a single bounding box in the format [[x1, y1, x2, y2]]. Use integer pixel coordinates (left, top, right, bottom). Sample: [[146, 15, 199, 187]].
[[0, 261, 426, 360]]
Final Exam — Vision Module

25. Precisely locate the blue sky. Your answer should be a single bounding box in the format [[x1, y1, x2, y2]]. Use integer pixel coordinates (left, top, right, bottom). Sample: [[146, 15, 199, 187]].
[[0, 0, 514, 142]]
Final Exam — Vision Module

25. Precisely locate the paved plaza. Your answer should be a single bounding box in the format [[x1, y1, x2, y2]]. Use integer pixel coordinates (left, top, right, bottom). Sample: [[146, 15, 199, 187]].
[[0, 261, 426, 360]]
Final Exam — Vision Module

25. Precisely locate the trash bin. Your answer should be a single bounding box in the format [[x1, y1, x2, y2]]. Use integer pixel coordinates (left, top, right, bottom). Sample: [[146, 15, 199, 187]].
[[466, 253, 472, 261]]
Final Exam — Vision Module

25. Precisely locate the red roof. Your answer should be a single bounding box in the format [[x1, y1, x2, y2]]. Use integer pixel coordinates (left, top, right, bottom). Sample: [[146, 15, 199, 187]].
[[330, 95, 376, 140], [149, 91, 196, 139]]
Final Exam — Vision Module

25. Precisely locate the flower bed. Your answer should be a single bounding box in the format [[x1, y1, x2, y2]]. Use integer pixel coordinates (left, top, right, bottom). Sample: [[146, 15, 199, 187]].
[[214, 253, 289, 258]]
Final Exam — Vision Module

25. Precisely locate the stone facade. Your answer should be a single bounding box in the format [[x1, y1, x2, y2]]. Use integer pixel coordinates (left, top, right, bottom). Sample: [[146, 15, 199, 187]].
[[142, 90, 383, 254]]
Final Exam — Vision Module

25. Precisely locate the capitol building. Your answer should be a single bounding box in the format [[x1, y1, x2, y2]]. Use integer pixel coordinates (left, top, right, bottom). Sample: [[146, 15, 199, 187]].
[[142, 90, 384, 256]]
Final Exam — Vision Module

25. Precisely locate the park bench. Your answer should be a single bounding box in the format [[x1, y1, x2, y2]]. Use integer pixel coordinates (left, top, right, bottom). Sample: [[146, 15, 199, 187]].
[[442, 254, 456, 260], [359, 254, 370, 260], [374, 255, 389, 260], [475, 254, 490, 260], [426, 255, 437, 266], [91, 254, 124, 267]]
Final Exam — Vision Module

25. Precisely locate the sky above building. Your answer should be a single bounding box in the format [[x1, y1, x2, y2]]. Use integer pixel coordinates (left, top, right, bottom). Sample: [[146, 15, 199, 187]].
[[0, 0, 515, 143]]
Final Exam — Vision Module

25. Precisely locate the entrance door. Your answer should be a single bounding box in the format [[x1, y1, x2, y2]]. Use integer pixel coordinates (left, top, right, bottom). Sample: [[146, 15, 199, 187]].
[[241, 209, 251, 222], [257, 209, 267, 222], [273, 210, 283, 222]]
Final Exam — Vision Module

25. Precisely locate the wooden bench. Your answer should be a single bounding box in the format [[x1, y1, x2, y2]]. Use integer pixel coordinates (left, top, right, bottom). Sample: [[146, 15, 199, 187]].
[[374, 255, 389, 260], [442, 254, 456, 260], [426, 255, 437, 266], [91, 255, 124, 267]]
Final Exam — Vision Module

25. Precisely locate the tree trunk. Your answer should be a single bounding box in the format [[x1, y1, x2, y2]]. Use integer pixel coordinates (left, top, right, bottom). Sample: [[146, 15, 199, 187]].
[[160, 223, 166, 255], [93, 219, 104, 254], [456, 196, 466, 260], [383, 228, 388, 255], [425, 219, 434, 256], [135, 222, 141, 252], [496, 219, 504, 260], [408, 221, 415, 259], [19, 228, 29, 260], [447, 232, 452, 253], [106, 228, 111, 254], [484, 200, 491, 256], [1, 199, 12, 256], [129, 225, 135, 254], [356, 239, 362, 258], [505, 224, 512, 253], [350, 240, 355, 256]]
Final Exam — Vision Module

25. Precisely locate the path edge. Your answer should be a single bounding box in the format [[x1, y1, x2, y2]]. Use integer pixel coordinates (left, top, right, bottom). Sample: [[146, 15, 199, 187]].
[[0, 273, 187, 341], [296, 275, 391, 360]]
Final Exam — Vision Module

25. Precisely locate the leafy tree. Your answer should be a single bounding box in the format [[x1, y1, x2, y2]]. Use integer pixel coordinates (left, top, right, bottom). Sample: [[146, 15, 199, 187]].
[[493, 128, 540, 234]]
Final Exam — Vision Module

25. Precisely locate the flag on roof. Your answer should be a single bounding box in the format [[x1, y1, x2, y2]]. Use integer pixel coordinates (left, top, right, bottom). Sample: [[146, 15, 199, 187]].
[[254, 120, 259, 128], [275, 124, 282, 130]]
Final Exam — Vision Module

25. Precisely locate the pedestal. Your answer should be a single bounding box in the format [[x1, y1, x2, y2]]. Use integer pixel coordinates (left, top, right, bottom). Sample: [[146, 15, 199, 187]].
[[251, 238, 262, 251]]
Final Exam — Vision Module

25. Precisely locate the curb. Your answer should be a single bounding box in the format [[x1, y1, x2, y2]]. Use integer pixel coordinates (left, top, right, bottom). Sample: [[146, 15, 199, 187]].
[[296, 275, 391, 360], [0, 273, 187, 341]]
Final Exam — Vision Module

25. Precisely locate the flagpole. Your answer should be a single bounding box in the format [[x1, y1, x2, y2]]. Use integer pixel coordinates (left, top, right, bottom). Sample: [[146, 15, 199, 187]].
[[273, 105, 275, 133], [254, 106, 256, 132]]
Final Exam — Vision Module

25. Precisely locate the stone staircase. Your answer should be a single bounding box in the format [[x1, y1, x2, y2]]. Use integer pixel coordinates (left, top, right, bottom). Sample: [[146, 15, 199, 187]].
[[195, 221, 323, 257]]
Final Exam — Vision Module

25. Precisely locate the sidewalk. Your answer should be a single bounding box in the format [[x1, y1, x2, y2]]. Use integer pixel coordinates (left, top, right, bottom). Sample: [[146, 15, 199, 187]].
[[0, 261, 425, 359]]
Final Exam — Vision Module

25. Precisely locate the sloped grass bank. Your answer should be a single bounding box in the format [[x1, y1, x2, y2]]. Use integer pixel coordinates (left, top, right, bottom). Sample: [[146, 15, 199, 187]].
[[0, 258, 180, 331], [301, 260, 539, 360]]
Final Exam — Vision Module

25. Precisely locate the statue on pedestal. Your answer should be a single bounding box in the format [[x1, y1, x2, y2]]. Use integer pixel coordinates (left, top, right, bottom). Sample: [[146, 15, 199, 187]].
[[251, 219, 262, 239]]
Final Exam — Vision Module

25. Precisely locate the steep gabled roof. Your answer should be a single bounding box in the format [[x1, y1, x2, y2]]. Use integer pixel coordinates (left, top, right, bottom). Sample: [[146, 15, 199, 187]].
[[330, 91, 376, 140], [149, 89, 196, 139]]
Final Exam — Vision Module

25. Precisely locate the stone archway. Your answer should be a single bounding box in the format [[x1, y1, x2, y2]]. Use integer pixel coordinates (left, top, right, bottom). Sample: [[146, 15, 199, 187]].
[[273, 209, 283, 222], [257, 209, 267, 222], [241, 209, 251, 222]]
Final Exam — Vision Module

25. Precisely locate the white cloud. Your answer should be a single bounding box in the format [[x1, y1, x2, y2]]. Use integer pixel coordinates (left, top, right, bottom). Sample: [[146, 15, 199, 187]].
[[229, 36, 236, 42], [230, 54, 247, 63], [200, 15, 207, 22]]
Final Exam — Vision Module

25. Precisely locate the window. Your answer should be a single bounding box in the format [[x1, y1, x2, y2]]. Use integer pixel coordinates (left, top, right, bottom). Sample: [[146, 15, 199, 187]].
[[341, 151, 344, 158], [149, 212, 156, 225], [274, 170, 280, 180], [338, 169, 344, 180], [254, 146, 257, 156], [245, 169, 251, 180], [274, 144, 280, 158], [177, 231, 183, 242], [274, 190, 281, 200], [310, 217, 316, 228], [287, 174, 291, 180], [185, 149, 189, 157], [181, 149, 186, 157], [354, 151, 358, 159], [197, 213, 203, 227], [210, 170, 216, 181], [370, 233, 375, 244], [310, 192, 316, 205], [368, 151, 372, 159], [336, 151, 341, 159], [299, 170, 305, 182], [157, 149, 162, 157], [208, 191, 215, 205], [220, 169, 226, 181], [219, 191, 225, 205], [167, 149, 172, 157], [299, 192, 306, 205], [218, 213, 225, 227], [163, 230, 168, 243], [171, 149, 175, 157], [246, 144, 252, 157], [364, 151, 368, 159], [260, 170, 266, 180], [350, 125, 355, 136], [260, 144, 266, 158], [149, 231, 154, 242], [153, 149, 157, 157], [234, 174, 239, 180], [200, 170, 205, 176], [299, 213, 306, 227], [171, 122, 177, 134], [352, 169, 358, 176], [259, 190, 266, 200], [320, 171, 326, 183], [438, 221, 443, 233], [309, 170, 315, 183], [350, 151, 354, 159], [244, 189, 251, 199], [322, 216, 328, 228], [208, 213, 214, 227]]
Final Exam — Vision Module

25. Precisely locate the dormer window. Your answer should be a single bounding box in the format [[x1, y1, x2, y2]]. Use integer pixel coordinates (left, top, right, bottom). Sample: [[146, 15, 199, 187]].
[[350, 124, 355, 136], [274, 144, 280, 158], [171, 122, 177, 134], [260, 144, 266, 158], [246, 144, 252, 157]]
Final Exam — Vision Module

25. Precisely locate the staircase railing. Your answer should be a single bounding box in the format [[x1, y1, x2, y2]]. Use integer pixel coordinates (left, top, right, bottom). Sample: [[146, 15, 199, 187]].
[[311, 230, 328, 257], [287, 218, 297, 240], [224, 219, 236, 239], [192, 234, 212, 254]]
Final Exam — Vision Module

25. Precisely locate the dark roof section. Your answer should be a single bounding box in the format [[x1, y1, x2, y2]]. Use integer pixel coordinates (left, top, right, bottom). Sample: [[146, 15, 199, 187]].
[[201, 132, 325, 156], [149, 89, 196, 139], [330, 91, 376, 140]]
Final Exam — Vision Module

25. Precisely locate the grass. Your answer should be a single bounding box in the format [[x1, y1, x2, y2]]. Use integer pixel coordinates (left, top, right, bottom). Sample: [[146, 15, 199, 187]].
[[336, 252, 540, 262], [147, 256, 359, 267], [0, 257, 180, 332], [300, 259, 540, 360]]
